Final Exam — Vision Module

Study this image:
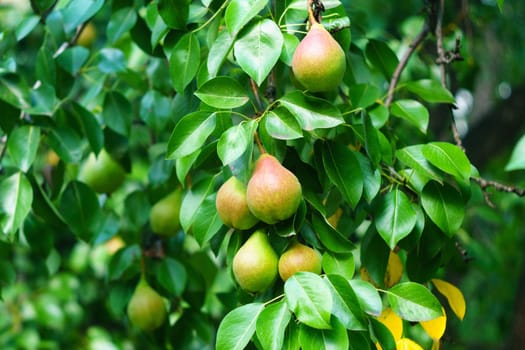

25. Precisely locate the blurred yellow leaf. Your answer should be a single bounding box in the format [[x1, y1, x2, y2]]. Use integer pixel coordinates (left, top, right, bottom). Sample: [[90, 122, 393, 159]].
[[431, 340, 441, 350], [431, 279, 466, 320], [377, 307, 403, 341], [396, 338, 424, 350], [384, 250, 403, 287], [420, 307, 446, 340]]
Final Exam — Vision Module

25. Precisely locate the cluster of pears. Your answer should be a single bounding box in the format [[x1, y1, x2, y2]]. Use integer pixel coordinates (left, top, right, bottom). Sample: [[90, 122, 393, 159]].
[[232, 231, 322, 293], [127, 277, 167, 331], [215, 153, 302, 228], [291, 16, 346, 92]]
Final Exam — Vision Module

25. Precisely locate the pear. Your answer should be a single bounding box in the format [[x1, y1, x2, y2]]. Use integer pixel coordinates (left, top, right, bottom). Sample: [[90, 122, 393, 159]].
[[150, 188, 183, 236], [246, 154, 302, 224], [278, 241, 322, 281], [127, 277, 166, 331], [291, 22, 346, 92], [216, 177, 259, 230], [232, 230, 278, 293], [79, 149, 126, 194]]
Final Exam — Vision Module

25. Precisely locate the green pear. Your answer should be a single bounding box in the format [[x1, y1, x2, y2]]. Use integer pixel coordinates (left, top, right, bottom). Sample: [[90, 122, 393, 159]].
[[150, 189, 183, 236], [127, 278, 166, 331], [278, 241, 322, 281], [232, 230, 278, 293], [291, 22, 346, 92], [216, 177, 259, 230], [246, 154, 302, 224], [79, 149, 126, 194]]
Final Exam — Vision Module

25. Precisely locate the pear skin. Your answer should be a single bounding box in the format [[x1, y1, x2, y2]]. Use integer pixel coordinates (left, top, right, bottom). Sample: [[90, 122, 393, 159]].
[[232, 230, 278, 293], [291, 22, 346, 92], [278, 241, 322, 281], [79, 149, 126, 194], [246, 154, 302, 224], [150, 189, 183, 236], [216, 177, 259, 230], [127, 278, 166, 331]]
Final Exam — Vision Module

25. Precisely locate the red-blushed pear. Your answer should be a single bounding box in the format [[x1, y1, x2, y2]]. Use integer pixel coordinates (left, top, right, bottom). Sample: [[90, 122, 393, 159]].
[[215, 176, 259, 230], [278, 241, 322, 281], [127, 277, 166, 331], [291, 22, 346, 92], [232, 230, 278, 293], [149, 188, 183, 236], [246, 154, 302, 224]]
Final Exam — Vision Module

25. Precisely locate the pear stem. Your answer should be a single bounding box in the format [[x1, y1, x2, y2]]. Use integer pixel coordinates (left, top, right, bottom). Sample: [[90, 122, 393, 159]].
[[307, 0, 324, 26], [254, 132, 266, 154]]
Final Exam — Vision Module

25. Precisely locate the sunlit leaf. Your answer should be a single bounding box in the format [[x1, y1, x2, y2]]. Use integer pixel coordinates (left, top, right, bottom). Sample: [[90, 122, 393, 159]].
[[386, 282, 442, 322], [170, 32, 200, 93], [195, 76, 249, 109], [7, 125, 40, 172], [225, 0, 267, 36], [216, 303, 264, 350], [431, 279, 466, 320], [256, 300, 292, 350], [280, 91, 344, 130], [0, 172, 33, 236], [505, 134, 525, 171], [422, 142, 471, 181], [377, 307, 403, 341], [420, 307, 447, 340], [166, 111, 217, 159]]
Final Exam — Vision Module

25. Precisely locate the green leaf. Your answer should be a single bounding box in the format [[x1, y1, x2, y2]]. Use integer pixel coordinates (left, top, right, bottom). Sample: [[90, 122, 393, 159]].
[[405, 80, 455, 104], [263, 106, 303, 140], [298, 318, 349, 350], [365, 39, 399, 79], [98, 48, 127, 73], [107, 7, 137, 45], [386, 282, 443, 322], [195, 76, 249, 109], [396, 145, 443, 184], [69, 102, 104, 155], [325, 274, 367, 330], [349, 84, 381, 109], [390, 99, 429, 134], [207, 29, 235, 77], [505, 134, 525, 171], [311, 212, 356, 253], [179, 176, 216, 233], [158, 0, 189, 29], [139, 90, 172, 132], [256, 300, 292, 350], [61, 0, 104, 32], [225, 0, 267, 36], [233, 19, 283, 86], [374, 189, 417, 249], [322, 252, 355, 280], [349, 279, 382, 316], [280, 91, 344, 130], [355, 152, 381, 203], [170, 32, 200, 93], [47, 127, 84, 163], [192, 194, 223, 245], [0, 74, 30, 110], [362, 112, 381, 167], [497, 0, 504, 11], [216, 303, 265, 350], [102, 91, 132, 136], [284, 272, 333, 329], [217, 121, 254, 165], [152, 257, 187, 297], [167, 111, 217, 159], [0, 172, 33, 236], [59, 181, 101, 242], [56, 47, 89, 75], [421, 181, 465, 236], [369, 317, 396, 350], [282, 322, 301, 350], [322, 142, 363, 209], [7, 125, 40, 172], [422, 142, 471, 181], [108, 244, 142, 281], [27, 83, 57, 115], [280, 32, 300, 66]]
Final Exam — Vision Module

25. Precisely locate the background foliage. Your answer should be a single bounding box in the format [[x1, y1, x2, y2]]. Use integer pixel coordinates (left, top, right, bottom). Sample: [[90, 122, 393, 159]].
[[0, 0, 524, 349]]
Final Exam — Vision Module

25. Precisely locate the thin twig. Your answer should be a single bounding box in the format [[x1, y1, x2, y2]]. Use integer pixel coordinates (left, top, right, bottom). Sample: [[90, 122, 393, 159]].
[[250, 79, 264, 112], [472, 177, 525, 197], [385, 23, 430, 107]]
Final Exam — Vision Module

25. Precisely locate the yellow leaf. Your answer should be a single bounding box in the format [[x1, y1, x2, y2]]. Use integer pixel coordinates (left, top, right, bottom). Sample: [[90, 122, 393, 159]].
[[396, 338, 424, 350], [431, 279, 466, 320], [377, 307, 403, 341], [431, 340, 441, 350], [360, 266, 378, 287], [384, 251, 403, 287], [420, 307, 446, 340], [376, 343, 383, 350]]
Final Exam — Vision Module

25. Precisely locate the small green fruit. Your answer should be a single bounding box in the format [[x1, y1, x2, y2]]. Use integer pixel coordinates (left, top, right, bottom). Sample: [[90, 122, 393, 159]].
[[278, 241, 322, 281], [79, 150, 126, 194], [291, 22, 346, 92], [232, 230, 278, 293], [216, 177, 259, 230], [246, 154, 302, 224], [150, 189, 183, 236], [127, 278, 166, 331]]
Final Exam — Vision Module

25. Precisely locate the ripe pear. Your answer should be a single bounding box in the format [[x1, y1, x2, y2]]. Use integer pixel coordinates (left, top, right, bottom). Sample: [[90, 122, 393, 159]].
[[127, 278, 166, 331], [79, 149, 126, 194], [278, 241, 322, 281], [150, 188, 183, 236], [246, 154, 302, 224], [216, 177, 259, 230], [291, 22, 346, 92], [232, 230, 278, 293]]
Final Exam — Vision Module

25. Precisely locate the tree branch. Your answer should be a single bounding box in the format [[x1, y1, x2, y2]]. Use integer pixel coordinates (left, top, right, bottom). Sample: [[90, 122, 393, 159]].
[[385, 23, 430, 107]]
